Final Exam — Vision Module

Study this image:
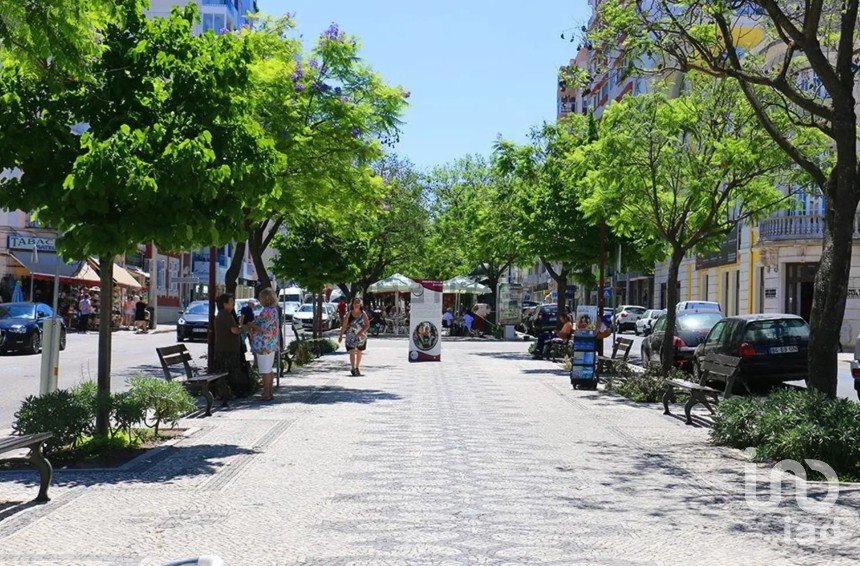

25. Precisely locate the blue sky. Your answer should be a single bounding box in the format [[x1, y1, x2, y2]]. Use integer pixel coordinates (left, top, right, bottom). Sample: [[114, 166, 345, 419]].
[[262, 1, 590, 170]]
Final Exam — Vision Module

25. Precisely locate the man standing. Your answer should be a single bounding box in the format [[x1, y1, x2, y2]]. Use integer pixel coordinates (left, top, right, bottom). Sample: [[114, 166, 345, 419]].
[[337, 297, 347, 320], [214, 293, 248, 397], [78, 293, 91, 333]]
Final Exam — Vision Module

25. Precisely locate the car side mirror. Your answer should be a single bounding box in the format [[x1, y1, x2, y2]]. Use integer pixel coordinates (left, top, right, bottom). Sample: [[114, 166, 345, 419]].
[[178, 310, 184, 315], [37, 311, 46, 318]]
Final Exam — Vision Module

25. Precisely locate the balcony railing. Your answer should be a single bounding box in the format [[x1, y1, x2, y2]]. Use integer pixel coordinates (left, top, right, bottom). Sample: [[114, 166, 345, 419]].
[[758, 213, 860, 242]]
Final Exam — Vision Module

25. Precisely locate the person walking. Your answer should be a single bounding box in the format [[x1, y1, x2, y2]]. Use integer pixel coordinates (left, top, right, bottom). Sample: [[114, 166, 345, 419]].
[[214, 293, 248, 397], [134, 295, 148, 333], [123, 296, 135, 328], [244, 288, 279, 401], [78, 293, 91, 333], [339, 298, 370, 376]]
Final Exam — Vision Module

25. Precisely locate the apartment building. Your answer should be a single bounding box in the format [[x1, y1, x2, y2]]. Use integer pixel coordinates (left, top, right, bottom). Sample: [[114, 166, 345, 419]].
[[146, 0, 258, 33], [558, 0, 860, 347]]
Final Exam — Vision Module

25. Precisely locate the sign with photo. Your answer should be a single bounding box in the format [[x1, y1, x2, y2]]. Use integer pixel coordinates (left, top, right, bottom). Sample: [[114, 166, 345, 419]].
[[496, 282, 523, 326], [409, 280, 442, 362]]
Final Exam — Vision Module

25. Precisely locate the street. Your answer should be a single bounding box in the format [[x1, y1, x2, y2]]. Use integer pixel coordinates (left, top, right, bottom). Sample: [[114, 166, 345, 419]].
[[0, 337, 857, 565], [0, 329, 207, 431]]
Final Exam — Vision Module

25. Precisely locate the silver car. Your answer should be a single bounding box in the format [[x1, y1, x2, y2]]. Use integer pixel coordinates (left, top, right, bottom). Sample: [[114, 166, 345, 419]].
[[635, 309, 666, 336]]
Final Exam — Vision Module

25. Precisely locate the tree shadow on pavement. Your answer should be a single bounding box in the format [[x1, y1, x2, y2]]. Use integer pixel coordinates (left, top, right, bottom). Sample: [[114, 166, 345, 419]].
[[469, 351, 534, 361], [230, 384, 402, 409]]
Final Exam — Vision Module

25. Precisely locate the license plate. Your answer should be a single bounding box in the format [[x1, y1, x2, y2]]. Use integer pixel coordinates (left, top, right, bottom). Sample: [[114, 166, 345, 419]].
[[770, 346, 798, 354], [193, 328, 207, 333]]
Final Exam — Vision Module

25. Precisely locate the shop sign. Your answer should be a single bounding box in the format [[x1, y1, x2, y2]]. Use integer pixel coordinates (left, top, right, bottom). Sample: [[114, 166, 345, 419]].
[[847, 289, 860, 299], [764, 288, 777, 299], [7, 234, 56, 252], [696, 226, 739, 269]]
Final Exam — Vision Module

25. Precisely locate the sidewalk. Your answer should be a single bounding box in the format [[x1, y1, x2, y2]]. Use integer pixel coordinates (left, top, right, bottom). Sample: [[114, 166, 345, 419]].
[[1, 339, 859, 565]]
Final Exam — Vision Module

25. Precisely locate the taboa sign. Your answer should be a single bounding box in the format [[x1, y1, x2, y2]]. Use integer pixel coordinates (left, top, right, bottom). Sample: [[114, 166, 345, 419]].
[[7, 234, 56, 252]]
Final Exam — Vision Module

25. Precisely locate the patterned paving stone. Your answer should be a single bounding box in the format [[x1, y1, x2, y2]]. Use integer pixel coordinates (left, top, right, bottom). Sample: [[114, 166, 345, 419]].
[[0, 339, 858, 565]]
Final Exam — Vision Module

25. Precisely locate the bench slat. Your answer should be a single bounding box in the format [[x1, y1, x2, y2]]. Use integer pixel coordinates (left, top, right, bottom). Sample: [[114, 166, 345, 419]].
[[160, 353, 193, 366], [186, 372, 228, 382], [0, 432, 53, 453], [667, 378, 721, 394]]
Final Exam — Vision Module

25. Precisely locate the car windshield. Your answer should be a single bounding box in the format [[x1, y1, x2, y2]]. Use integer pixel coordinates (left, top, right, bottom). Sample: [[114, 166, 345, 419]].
[[0, 304, 35, 319], [677, 313, 723, 331], [185, 303, 208, 315], [627, 307, 646, 314], [298, 305, 314, 313], [743, 319, 809, 345], [686, 302, 719, 310]]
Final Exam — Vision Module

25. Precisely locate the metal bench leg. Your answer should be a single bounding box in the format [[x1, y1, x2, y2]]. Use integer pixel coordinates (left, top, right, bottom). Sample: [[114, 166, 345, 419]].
[[683, 394, 698, 425], [662, 387, 674, 415], [29, 442, 52, 503], [202, 382, 214, 416]]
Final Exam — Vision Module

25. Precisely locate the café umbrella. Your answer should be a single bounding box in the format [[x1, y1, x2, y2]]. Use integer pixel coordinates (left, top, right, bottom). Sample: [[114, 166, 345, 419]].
[[443, 276, 491, 295], [367, 273, 416, 294]]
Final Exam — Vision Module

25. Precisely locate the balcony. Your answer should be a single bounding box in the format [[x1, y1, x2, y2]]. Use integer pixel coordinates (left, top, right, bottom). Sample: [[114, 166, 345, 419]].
[[758, 213, 860, 242]]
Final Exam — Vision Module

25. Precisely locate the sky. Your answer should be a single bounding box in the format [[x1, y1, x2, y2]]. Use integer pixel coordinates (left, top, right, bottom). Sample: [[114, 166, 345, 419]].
[[262, 0, 591, 171]]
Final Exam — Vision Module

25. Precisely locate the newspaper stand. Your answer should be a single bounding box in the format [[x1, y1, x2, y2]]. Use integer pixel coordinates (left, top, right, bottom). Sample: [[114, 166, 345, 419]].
[[569, 329, 598, 390]]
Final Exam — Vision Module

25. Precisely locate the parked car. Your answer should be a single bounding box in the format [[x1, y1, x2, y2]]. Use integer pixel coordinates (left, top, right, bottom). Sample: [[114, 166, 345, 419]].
[[176, 301, 210, 342], [641, 310, 724, 370], [851, 335, 860, 400], [235, 299, 262, 322], [324, 303, 341, 329], [0, 302, 67, 354], [677, 301, 722, 313], [694, 314, 809, 388], [612, 305, 647, 333], [292, 304, 333, 331], [281, 301, 301, 322], [635, 309, 665, 336], [519, 305, 537, 333]]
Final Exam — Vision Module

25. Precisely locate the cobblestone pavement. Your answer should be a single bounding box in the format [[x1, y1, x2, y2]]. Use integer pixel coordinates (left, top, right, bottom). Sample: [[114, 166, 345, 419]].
[[1, 338, 859, 565]]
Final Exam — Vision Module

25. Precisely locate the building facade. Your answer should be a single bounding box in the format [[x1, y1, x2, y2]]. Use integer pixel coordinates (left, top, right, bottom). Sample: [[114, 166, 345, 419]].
[[146, 0, 258, 33]]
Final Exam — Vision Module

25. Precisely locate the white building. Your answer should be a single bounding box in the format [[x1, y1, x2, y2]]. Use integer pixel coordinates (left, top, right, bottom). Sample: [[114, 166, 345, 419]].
[[146, 0, 258, 33]]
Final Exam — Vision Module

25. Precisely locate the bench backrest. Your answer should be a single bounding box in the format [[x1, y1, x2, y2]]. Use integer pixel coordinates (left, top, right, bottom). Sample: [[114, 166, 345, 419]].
[[156, 344, 195, 381], [292, 320, 308, 340], [612, 337, 635, 361], [699, 353, 741, 385], [0, 432, 53, 453]]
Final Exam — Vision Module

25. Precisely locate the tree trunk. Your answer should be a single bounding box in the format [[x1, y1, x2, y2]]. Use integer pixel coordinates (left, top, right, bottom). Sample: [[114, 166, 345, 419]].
[[807, 171, 860, 395], [314, 292, 324, 339], [247, 226, 271, 292], [660, 248, 685, 373], [95, 257, 114, 436], [485, 272, 499, 326], [224, 241, 245, 295]]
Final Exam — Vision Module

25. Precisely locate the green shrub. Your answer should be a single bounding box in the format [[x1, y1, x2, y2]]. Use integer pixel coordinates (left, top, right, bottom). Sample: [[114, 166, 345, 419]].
[[128, 377, 196, 435], [292, 342, 314, 366], [711, 389, 860, 480], [110, 391, 146, 440], [12, 389, 92, 453], [286, 338, 338, 366], [610, 363, 687, 403]]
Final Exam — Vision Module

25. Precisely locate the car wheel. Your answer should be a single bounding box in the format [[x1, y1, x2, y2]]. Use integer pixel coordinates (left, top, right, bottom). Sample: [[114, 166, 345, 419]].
[[59, 329, 67, 351], [28, 330, 41, 355]]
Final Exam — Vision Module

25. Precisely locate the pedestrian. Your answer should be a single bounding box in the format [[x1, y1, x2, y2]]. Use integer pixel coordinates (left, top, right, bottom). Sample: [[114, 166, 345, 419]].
[[78, 293, 91, 333], [134, 295, 148, 333], [244, 288, 279, 401], [239, 298, 256, 326], [338, 297, 370, 376], [337, 297, 347, 320], [214, 293, 249, 397], [123, 296, 135, 328]]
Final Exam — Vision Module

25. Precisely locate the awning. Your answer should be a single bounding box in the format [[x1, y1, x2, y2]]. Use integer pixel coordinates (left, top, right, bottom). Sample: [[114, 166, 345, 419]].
[[126, 265, 149, 279], [113, 263, 143, 289], [0, 252, 29, 278], [9, 251, 93, 284]]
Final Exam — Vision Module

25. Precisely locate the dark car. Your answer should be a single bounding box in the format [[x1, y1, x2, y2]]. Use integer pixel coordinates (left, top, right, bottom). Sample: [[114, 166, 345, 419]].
[[0, 302, 67, 354], [641, 310, 724, 370], [176, 301, 211, 342], [693, 314, 809, 387]]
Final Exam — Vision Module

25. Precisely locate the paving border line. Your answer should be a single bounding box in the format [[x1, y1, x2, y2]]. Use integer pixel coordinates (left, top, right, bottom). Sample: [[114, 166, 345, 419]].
[[0, 485, 88, 541]]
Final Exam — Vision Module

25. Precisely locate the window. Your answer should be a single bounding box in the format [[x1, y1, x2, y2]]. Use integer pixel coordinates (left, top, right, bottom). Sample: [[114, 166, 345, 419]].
[[701, 275, 709, 300], [705, 320, 727, 346], [743, 319, 809, 346], [758, 267, 765, 314], [734, 270, 740, 316], [169, 259, 179, 294], [157, 259, 166, 292]]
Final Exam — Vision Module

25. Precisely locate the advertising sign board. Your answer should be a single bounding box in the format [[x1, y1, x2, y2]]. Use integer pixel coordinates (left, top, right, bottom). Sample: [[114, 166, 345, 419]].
[[409, 280, 442, 362]]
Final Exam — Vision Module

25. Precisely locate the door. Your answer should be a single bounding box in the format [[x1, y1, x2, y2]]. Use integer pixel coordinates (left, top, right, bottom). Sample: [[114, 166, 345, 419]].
[[785, 263, 818, 322]]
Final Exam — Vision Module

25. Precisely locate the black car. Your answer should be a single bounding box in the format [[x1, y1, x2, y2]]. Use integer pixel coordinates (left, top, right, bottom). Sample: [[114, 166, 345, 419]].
[[641, 310, 724, 370], [693, 314, 809, 387], [0, 302, 67, 354], [176, 301, 211, 342]]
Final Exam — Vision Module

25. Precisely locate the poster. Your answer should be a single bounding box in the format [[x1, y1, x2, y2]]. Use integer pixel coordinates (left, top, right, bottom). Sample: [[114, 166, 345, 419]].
[[497, 282, 523, 326], [574, 305, 599, 333], [571, 305, 599, 384], [409, 280, 442, 362]]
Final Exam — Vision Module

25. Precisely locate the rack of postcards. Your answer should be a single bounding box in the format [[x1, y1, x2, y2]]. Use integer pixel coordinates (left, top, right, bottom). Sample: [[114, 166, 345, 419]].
[[569, 305, 599, 389]]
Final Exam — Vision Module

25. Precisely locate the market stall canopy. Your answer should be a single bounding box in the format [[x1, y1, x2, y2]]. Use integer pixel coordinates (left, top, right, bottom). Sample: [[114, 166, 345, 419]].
[[368, 273, 416, 294], [0, 252, 29, 279], [443, 276, 491, 295], [8, 252, 99, 285], [113, 263, 143, 289]]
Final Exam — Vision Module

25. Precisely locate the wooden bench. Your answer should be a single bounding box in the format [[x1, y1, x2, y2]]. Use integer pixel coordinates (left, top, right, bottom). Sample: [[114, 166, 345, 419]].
[[597, 337, 635, 378], [662, 354, 742, 425], [0, 433, 53, 502], [156, 345, 228, 417], [292, 320, 311, 342]]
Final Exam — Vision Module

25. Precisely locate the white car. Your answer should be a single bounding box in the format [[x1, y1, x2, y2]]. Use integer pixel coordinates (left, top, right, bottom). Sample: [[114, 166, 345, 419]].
[[676, 301, 722, 313], [280, 301, 301, 321], [292, 304, 332, 331], [635, 309, 665, 336], [613, 305, 647, 333]]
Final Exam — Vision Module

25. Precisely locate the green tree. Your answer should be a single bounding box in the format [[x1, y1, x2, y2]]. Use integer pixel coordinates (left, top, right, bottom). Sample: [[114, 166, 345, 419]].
[[578, 76, 809, 372], [224, 17, 408, 293], [0, 3, 281, 432], [590, 0, 858, 394]]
